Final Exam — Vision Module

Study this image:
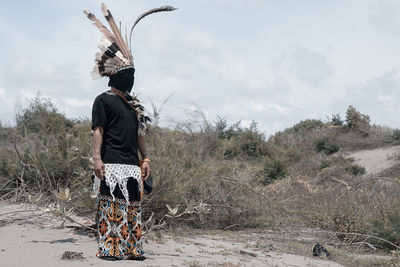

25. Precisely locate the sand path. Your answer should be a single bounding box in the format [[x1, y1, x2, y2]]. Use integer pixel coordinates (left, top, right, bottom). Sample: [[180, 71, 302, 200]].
[[347, 145, 400, 174], [0, 202, 343, 267]]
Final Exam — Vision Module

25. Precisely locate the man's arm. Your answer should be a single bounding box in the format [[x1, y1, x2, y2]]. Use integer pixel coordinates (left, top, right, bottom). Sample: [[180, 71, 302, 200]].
[[93, 126, 105, 180], [138, 135, 150, 180]]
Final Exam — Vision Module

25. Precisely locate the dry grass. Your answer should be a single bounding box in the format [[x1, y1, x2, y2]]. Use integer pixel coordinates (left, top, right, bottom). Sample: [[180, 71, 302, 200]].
[[264, 172, 400, 249], [336, 125, 394, 151], [143, 125, 271, 229]]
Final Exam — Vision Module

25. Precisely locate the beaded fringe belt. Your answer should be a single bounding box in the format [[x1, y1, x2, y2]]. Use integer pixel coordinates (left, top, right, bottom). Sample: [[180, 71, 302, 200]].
[[93, 163, 142, 203]]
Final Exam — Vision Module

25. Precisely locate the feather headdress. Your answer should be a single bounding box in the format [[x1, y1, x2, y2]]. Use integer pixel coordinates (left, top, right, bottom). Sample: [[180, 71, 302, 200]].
[[85, 3, 176, 135], [84, 3, 176, 79]]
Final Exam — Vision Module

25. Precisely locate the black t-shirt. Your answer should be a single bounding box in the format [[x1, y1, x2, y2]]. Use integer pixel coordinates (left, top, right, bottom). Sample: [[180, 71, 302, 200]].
[[92, 91, 139, 166]]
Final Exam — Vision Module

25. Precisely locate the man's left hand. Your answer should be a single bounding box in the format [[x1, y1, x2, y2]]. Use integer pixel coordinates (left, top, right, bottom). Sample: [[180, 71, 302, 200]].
[[142, 161, 150, 181]]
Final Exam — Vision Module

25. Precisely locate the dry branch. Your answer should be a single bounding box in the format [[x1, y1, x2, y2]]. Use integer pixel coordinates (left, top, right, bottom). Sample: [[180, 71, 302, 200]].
[[325, 231, 400, 250]]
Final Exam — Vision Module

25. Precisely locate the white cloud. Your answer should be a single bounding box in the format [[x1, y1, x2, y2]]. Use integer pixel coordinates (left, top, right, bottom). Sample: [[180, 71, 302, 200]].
[[268, 104, 291, 116], [369, 0, 400, 34], [252, 103, 267, 112], [345, 71, 400, 126], [274, 46, 334, 86], [0, 87, 5, 99], [64, 98, 92, 108]]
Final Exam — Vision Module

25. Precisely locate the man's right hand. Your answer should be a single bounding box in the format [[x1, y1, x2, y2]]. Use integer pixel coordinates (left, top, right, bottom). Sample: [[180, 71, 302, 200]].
[[94, 158, 105, 180]]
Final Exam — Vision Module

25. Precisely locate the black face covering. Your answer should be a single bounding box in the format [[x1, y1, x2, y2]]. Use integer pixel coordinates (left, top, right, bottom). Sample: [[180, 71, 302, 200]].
[[108, 67, 135, 93]]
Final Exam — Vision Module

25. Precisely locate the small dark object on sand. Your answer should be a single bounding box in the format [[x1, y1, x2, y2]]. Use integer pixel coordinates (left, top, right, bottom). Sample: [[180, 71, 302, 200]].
[[313, 243, 332, 259], [61, 251, 85, 260], [240, 250, 257, 257]]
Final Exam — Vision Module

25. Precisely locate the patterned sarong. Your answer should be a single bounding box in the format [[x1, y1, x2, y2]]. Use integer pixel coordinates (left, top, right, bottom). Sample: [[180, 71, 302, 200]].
[[95, 165, 144, 260], [96, 195, 143, 259]]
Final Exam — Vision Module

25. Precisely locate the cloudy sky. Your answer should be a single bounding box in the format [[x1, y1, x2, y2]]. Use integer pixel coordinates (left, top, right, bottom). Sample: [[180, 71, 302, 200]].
[[1, 0, 399, 135]]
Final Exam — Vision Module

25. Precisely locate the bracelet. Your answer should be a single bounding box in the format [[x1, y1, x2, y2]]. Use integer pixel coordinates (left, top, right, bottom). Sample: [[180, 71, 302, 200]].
[[142, 157, 150, 162]]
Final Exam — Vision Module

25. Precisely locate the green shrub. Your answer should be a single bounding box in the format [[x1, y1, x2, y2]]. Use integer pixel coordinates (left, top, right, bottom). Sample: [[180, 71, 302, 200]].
[[315, 137, 340, 155], [16, 93, 73, 136], [214, 116, 241, 140], [346, 164, 366, 176], [285, 148, 302, 163], [330, 114, 344, 126], [222, 121, 270, 158], [319, 160, 330, 170], [292, 119, 324, 132], [270, 119, 325, 150], [344, 105, 370, 131], [261, 156, 288, 184], [393, 129, 400, 141]]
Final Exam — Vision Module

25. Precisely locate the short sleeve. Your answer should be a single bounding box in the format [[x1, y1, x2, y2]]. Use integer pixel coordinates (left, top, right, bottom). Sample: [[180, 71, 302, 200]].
[[92, 94, 107, 130]]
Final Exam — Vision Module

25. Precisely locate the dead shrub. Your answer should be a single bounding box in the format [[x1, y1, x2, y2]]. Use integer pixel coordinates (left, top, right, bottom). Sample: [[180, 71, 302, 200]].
[[265, 174, 400, 248], [370, 204, 400, 249], [143, 123, 270, 229]]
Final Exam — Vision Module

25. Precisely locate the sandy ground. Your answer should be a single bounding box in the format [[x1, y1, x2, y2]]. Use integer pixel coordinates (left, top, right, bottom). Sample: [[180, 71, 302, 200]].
[[0, 202, 345, 267], [347, 145, 400, 174]]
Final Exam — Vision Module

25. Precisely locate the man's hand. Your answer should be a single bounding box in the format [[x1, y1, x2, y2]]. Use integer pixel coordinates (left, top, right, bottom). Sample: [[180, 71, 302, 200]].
[[94, 158, 105, 180], [142, 161, 150, 181], [138, 135, 150, 181]]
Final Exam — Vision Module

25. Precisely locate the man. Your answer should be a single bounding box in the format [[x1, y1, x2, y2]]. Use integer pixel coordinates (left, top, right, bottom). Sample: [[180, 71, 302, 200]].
[[84, 3, 175, 260], [92, 67, 150, 260]]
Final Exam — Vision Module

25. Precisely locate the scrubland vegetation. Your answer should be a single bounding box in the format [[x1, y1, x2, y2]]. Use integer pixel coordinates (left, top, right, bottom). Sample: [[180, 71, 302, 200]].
[[0, 95, 399, 252]]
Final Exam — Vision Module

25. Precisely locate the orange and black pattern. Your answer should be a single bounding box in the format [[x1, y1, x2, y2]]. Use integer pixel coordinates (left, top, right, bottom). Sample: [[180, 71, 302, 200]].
[[96, 194, 143, 259]]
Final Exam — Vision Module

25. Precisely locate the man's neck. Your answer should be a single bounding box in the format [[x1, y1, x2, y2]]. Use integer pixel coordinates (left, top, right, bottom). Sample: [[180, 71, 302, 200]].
[[111, 87, 129, 96]]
